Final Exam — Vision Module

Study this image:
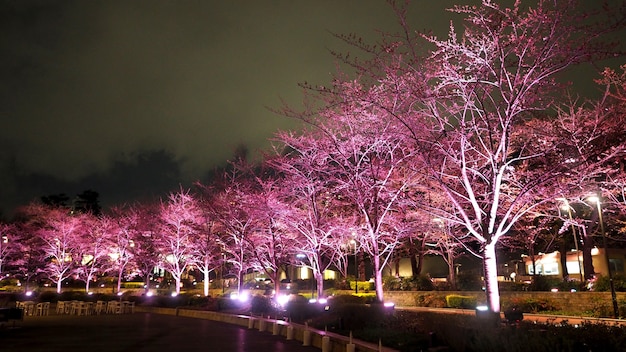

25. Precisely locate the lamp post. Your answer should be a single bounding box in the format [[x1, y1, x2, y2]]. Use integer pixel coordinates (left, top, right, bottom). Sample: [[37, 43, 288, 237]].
[[350, 239, 358, 294], [589, 195, 619, 318], [559, 200, 584, 282]]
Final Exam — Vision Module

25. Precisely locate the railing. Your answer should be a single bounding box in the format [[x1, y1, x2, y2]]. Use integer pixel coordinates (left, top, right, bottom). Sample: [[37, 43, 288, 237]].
[[136, 306, 398, 352]]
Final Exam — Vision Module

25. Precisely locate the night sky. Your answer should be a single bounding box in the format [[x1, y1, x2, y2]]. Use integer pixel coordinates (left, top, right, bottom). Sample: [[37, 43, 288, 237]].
[[0, 0, 619, 217]]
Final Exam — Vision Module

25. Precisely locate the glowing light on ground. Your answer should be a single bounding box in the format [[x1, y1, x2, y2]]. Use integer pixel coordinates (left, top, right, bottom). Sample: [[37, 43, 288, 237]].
[[276, 294, 289, 307], [230, 291, 249, 302]]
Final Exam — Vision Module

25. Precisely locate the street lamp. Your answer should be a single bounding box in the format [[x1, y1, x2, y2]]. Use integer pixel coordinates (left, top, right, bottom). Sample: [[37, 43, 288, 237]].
[[350, 239, 358, 294], [558, 199, 583, 282], [588, 195, 619, 318]]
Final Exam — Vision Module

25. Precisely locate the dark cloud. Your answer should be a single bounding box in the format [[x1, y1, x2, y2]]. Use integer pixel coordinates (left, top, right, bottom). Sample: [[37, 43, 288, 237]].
[[0, 0, 620, 216]]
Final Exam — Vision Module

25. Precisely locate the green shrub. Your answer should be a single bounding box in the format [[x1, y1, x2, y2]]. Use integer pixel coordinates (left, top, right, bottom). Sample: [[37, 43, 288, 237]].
[[528, 275, 562, 291], [38, 291, 59, 302], [0, 278, 19, 287], [593, 274, 626, 292], [285, 295, 326, 323], [502, 296, 557, 313], [121, 281, 145, 289], [350, 280, 374, 292], [383, 276, 401, 291], [414, 293, 446, 308], [445, 294, 477, 309], [59, 291, 89, 302], [329, 294, 366, 306], [249, 294, 274, 315]]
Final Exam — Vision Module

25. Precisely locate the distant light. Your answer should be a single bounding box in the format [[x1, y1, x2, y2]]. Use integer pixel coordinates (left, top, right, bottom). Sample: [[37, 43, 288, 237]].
[[146, 291, 154, 297], [309, 298, 317, 303], [25, 291, 33, 297], [317, 298, 328, 304], [117, 291, 124, 296], [100, 284, 105, 287], [476, 305, 489, 311], [570, 289, 577, 293], [384, 302, 395, 308], [88, 292, 94, 295], [171, 292, 178, 297], [551, 288, 558, 292]]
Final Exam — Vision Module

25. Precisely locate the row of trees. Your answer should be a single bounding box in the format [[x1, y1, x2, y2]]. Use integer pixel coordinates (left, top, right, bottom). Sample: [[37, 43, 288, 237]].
[[2, 1, 626, 315]]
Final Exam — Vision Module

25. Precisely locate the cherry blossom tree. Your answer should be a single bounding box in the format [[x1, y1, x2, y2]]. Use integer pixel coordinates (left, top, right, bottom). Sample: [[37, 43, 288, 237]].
[[29, 204, 86, 293], [129, 203, 160, 293], [200, 166, 257, 295], [108, 205, 140, 293], [10, 207, 47, 291], [282, 84, 420, 302], [270, 134, 357, 298], [190, 196, 222, 297], [0, 222, 16, 276], [156, 188, 201, 295], [310, 0, 625, 313], [73, 213, 111, 292]]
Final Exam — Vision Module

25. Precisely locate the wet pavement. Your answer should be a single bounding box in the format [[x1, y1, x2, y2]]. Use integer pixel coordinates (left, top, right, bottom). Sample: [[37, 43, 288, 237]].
[[0, 313, 321, 352]]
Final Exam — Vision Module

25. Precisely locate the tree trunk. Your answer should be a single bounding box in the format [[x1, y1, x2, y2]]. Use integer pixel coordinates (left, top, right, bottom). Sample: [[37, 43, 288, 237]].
[[410, 250, 419, 277], [559, 236, 569, 280], [238, 269, 244, 294], [447, 251, 456, 290], [204, 270, 210, 297], [117, 270, 123, 293], [57, 279, 62, 294], [315, 271, 324, 298], [175, 276, 181, 294], [273, 274, 281, 296], [373, 255, 384, 302], [483, 242, 500, 313]]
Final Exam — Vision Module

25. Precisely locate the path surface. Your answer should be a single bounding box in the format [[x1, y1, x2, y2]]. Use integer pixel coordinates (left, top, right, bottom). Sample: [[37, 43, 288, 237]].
[[0, 313, 321, 352]]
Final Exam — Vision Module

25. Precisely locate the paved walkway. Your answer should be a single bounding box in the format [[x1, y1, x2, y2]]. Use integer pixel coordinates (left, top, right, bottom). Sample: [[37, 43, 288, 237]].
[[0, 313, 321, 352]]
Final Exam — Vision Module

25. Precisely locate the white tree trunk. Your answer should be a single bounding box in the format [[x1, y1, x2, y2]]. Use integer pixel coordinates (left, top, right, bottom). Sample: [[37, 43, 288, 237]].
[[373, 255, 384, 302], [175, 276, 181, 294], [483, 242, 500, 313], [117, 270, 123, 293], [315, 271, 324, 298], [204, 270, 210, 297]]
